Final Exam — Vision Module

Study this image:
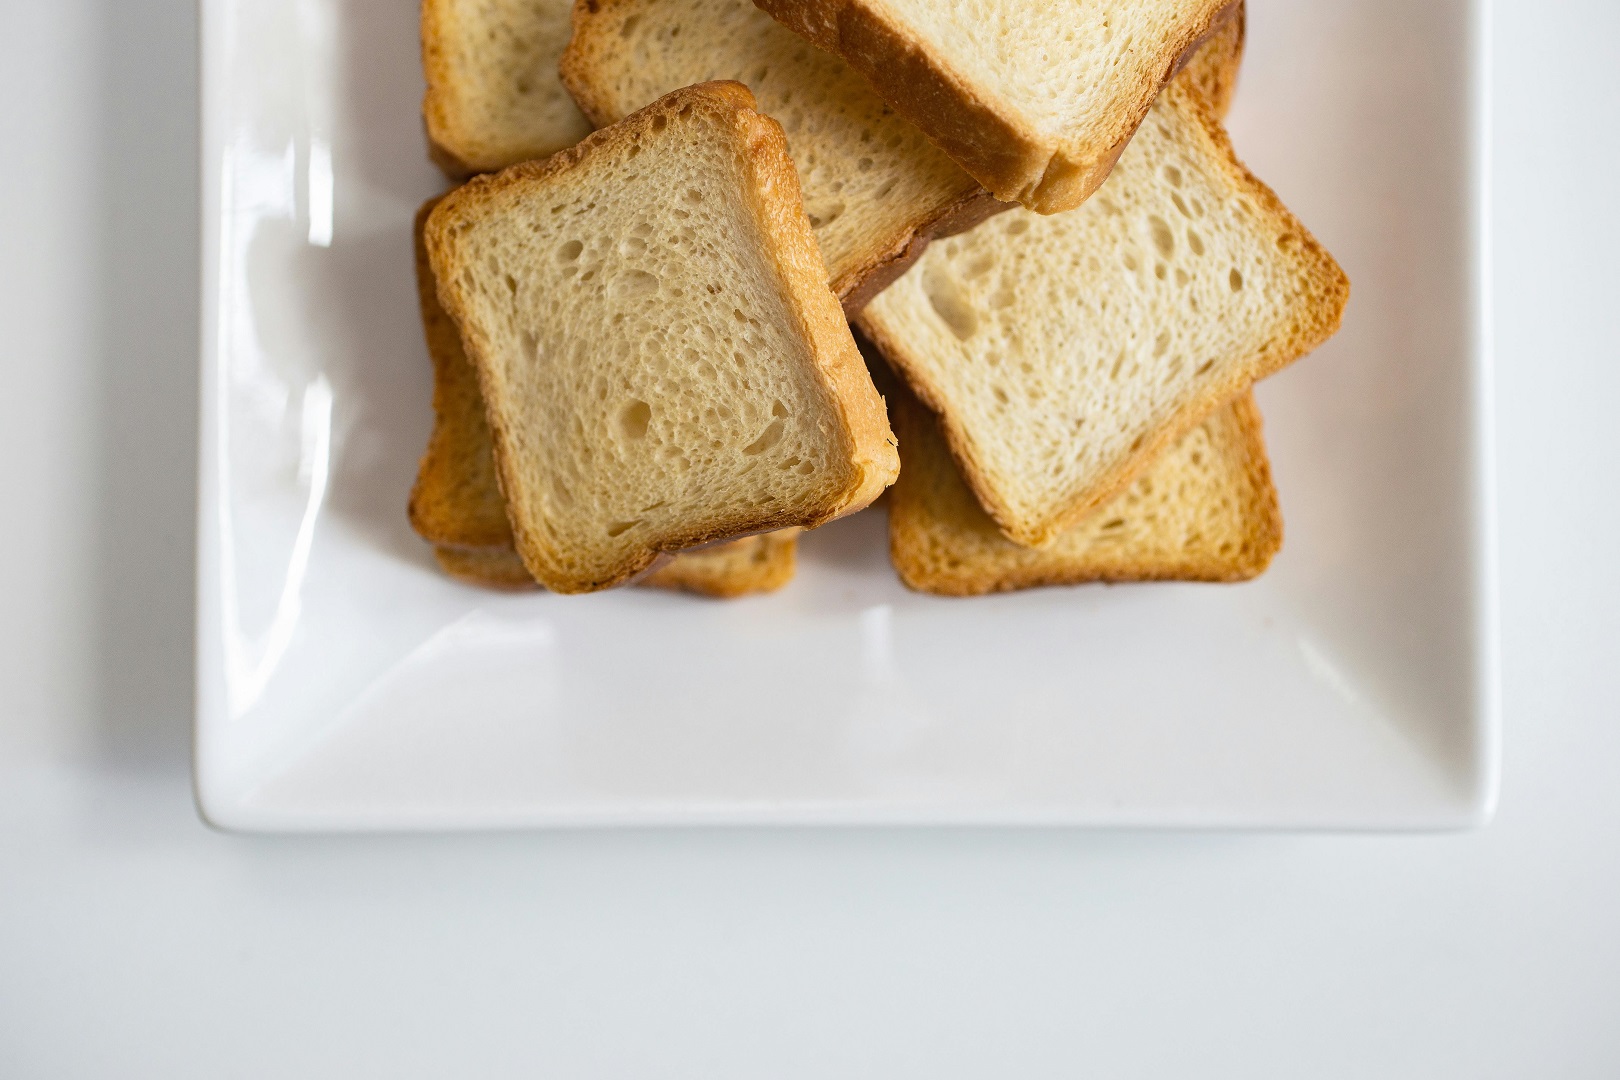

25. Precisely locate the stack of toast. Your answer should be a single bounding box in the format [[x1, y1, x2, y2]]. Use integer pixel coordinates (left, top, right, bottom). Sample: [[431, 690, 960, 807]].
[[410, 0, 1348, 598]]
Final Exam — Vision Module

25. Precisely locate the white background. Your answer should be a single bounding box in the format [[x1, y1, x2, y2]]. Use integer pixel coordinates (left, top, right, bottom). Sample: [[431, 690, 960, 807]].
[[1, 1, 1616, 1075]]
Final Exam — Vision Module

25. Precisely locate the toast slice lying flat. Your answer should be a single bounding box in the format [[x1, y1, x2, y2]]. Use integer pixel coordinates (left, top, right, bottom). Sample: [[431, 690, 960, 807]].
[[421, 0, 594, 178], [755, 0, 1237, 213], [426, 83, 898, 594], [858, 80, 1346, 548], [407, 199, 801, 597], [888, 386, 1280, 595], [560, 0, 1000, 309]]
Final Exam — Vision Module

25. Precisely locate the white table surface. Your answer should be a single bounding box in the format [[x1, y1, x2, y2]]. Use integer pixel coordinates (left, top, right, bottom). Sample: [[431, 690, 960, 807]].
[[2, 1, 1615, 1075]]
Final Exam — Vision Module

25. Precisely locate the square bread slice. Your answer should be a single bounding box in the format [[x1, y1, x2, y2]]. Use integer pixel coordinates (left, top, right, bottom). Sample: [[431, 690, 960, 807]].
[[425, 82, 898, 594], [888, 385, 1281, 596], [407, 200, 801, 597], [857, 79, 1347, 549], [755, 0, 1239, 213], [560, 0, 1001, 309], [421, 0, 594, 178]]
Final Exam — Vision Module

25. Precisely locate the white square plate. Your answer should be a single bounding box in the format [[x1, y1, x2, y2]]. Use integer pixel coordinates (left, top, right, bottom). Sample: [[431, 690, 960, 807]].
[[195, 0, 1497, 830]]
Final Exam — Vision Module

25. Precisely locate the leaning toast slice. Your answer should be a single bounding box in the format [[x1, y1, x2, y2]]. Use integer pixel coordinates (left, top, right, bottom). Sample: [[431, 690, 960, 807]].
[[755, 0, 1238, 213], [426, 83, 898, 594], [888, 386, 1281, 595], [407, 197, 802, 598], [858, 79, 1346, 548], [560, 0, 1000, 309]]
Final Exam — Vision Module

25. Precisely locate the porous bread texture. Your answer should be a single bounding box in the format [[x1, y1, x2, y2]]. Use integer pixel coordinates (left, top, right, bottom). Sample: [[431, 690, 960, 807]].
[[435, 535, 800, 597], [755, 0, 1235, 213], [858, 81, 1347, 548], [888, 387, 1280, 595], [560, 0, 1000, 308], [421, 0, 594, 177], [1178, 0, 1244, 119], [410, 199, 801, 597], [409, 197, 516, 551], [426, 82, 898, 594]]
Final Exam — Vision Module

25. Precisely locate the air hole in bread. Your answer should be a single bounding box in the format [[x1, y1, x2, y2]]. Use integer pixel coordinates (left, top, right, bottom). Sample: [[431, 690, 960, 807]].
[[1195, 359, 1215, 376], [806, 201, 845, 228], [1152, 330, 1171, 358], [619, 400, 651, 440], [922, 264, 979, 340], [606, 520, 642, 538], [620, 14, 640, 36], [1170, 192, 1192, 219], [650, 113, 668, 133], [744, 419, 786, 456], [520, 330, 539, 363], [1154, 263, 1167, 281], [965, 254, 996, 279], [1148, 215, 1175, 259], [1163, 165, 1183, 188], [1186, 229, 1205, 257], [612, 269, 659, 298], [1175, 268, 1190, 287], [1005, 218, 1030, 236], [619, 235, 647, 257], [1228, 268, 1244, 292], [1122, 251, 1139, 272], [771, 400, 790, 418], [558, 239, 583, 261]]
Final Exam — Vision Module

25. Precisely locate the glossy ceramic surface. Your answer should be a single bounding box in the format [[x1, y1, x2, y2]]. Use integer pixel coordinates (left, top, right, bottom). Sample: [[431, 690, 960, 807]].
[[195, 0, 1496, 830]]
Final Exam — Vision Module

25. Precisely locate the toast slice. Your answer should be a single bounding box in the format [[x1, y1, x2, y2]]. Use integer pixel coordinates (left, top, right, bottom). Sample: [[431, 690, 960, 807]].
[[434, 534, 799, 597], [755, 0, 1238, 213], [1179, 0, 1245, 120], [421, 0, 594, 178], [560, 0, 1001, 309], [857, 80, 1346, 548], [425, 83, 898, 594], [408, 197, 803, 598], [888, 386, 1281, 595]]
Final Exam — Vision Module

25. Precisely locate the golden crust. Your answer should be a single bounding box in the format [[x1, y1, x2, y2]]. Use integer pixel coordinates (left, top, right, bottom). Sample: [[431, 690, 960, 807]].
[[425, 82, 896, 593], [1175, 0, 1245, 119], [888, 386, 1282, 596], [755, 0, 1234, 213], [435, 537, 798, 597], [434, 545, 540, 590], [643, 531, 800, 598], [408, 196, 518, 551]]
